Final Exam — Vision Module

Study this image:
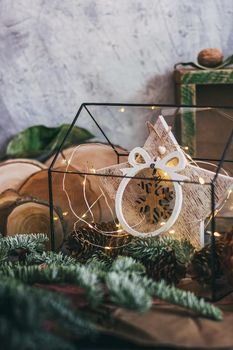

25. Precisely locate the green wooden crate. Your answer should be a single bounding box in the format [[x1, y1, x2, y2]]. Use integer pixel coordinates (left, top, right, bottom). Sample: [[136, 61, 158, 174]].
[[174, 68, 233, 156]]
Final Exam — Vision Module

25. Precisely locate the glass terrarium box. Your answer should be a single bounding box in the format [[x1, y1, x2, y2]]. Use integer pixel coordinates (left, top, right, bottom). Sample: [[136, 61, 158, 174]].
[[48, 104, 233, 300]]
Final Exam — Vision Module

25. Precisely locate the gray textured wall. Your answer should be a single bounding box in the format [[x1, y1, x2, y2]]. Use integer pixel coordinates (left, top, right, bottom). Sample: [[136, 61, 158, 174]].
[[0, 0, 233, 149]]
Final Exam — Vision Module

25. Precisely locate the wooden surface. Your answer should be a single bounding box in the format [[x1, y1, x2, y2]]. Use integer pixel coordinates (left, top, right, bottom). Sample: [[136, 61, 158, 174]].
[[0, 159, 46, 193], [36, 282, 233, 349]]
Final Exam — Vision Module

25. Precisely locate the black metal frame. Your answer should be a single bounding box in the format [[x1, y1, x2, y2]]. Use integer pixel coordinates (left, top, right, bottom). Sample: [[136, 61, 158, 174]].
[[48, 103, 233, 301]]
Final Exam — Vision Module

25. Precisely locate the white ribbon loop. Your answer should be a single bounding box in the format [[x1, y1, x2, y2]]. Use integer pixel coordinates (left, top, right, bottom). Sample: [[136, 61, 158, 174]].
[[129, 147, 151, 167], [121, 147, 188, 181]]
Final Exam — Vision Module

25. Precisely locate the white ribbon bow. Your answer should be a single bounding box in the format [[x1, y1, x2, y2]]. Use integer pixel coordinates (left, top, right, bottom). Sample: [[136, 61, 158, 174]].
[[121, 147, 188, 181]]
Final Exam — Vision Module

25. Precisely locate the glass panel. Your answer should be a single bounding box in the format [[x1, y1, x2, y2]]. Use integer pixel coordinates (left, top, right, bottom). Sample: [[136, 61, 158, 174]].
[[49, 104, 233, 300]]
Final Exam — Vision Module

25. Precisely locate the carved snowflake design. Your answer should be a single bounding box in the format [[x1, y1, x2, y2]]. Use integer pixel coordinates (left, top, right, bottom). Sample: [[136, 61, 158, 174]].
[[135, 169, 174, 225]]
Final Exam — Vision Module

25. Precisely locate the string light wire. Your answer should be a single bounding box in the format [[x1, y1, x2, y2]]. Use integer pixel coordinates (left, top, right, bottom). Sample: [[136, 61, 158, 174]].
[[61, 117, 232, 247]]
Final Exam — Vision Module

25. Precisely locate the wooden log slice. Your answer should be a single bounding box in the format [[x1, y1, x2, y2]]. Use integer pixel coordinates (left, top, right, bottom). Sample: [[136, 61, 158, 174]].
[[5, 198, 64, 250], [0, 189, 20, 208], [19, 165, 116, 236], [0, 159, 47, 193], [45, 143, 128, 170], [0, 189, 21, 234]]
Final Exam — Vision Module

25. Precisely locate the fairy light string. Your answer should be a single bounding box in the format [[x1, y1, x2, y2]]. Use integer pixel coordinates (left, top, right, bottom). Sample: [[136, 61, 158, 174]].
[[61, 117, 232, 249], [144, 120, 232, 229], [62, 144, 131, 250]]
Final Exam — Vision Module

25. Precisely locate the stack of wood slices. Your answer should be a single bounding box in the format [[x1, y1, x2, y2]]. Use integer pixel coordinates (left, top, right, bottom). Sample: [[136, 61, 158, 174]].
[[0, 144, 125, 249]]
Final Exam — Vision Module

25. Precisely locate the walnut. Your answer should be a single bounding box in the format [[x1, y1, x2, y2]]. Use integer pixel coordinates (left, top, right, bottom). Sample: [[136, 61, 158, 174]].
[[197, 48, 223, 67]]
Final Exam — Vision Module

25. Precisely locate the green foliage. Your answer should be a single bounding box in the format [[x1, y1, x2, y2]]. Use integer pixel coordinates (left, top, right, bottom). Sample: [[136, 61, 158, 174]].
[[0, 263, 103, 308], [0, 277, 95, 350], [6, 124, 94, 159], [106, 261, 222, 320], [0, 232, 223, 342], [149, 280, 223, 321], [127, 237, 169, 260], [106, 271, 152, 312], [1, 250, 222, 321], [26, 251, 77, 265], [105, 257, 150, 312], [171, 239, 196, 265], [0, 240, 8, 263], [0, 233, 48, 263], [43, 295, 94, 336], [0, 233, 76, 266], [107, 257, 222, 320], [86, 251, 114, 272], [127, 236, 195, 265], [110, 256, 145, 275], [86, 255, 222, 321], [2, 233, 48, 252]]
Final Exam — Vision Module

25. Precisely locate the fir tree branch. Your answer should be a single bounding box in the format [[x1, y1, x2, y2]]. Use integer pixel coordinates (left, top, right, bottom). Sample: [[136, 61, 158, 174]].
[[106, 271, 152, 312], [127, 236, 170, 260], [127, 237, 195, 265], [150, 280, 223, 321], [86, 251, 113, 271], [42, 293, 96, 336], [0, 233, 49, 264], [0, 263, 103, 307], [1, 233, 48, 252], [171, 239, 196, 265], [110, 256, 146, 275], [0, 277, 95, 350], [32, 331, 76, 350], [0, 245, 222, 322], [95, 256, 222, 321], [87, 256, 222, 321], [0, 242, 8, 263], [26, 251, 76, 266]]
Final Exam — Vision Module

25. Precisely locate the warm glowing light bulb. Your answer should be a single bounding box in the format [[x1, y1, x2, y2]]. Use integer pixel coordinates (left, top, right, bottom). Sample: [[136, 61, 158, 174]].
[[63, 211, 68, 216], [160, 222, 165, 226], [184, 146, 189, 150], [214, 232, 221, 237], [199, 177, 205, 185], [119, 107, 125, 112], [169, 229, 175, 234], [105, 246, 111, 250], [151, 106, 155, 110], [117, 229, 123, 233], [53, 216, 58, 221], [82, 213, 86, 218]]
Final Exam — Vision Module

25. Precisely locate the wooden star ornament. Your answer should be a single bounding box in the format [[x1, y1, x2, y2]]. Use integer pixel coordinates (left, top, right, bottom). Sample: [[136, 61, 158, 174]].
[[97, 116, 233, 248]]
